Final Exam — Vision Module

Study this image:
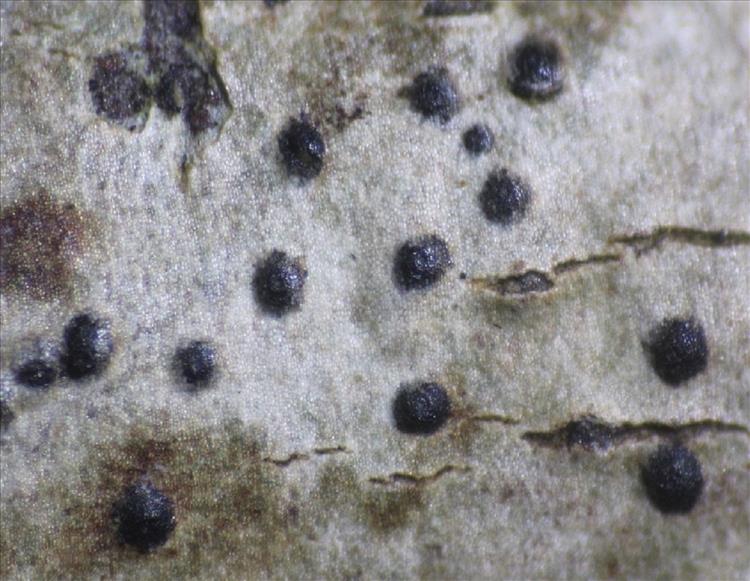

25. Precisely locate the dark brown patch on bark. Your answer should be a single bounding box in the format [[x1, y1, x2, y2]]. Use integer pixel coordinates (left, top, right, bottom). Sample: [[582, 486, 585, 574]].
[[0, 192, 92, 300]]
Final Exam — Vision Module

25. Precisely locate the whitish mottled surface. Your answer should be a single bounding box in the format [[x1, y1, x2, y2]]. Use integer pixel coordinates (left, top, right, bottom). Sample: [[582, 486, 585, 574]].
[[1, 1, 749, 579]]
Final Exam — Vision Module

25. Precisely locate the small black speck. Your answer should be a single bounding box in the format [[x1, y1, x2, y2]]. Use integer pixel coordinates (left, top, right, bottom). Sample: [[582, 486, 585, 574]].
[[494, 270, 553, 295], [61, 313, 114, 380], [459, 272, 467, 280], [641, 444, 704, 514], [479, 168, 531, 225], [89, 53, 151, 126], [565, 416, 616, 451], [175, 340, 216, 386], [407, 68, 460, 124], [462, 124, 494, 156], [394, 235, 452, 291], [114, 481, 176, 552], [648, 318, 708, 386], [278, 117, 326, 180], [393, 382, 451, 435], [508, 36, 564, 101], [15, 359, 57, 389], [253, 250, 308, 315], [264, 0, 290, 7]]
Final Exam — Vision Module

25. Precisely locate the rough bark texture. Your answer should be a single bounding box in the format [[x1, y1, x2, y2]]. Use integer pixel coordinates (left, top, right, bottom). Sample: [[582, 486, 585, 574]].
[[1, 1, 749, 579]]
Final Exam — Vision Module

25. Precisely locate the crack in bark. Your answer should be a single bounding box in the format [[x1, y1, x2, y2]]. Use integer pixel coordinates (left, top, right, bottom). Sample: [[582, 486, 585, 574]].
[[523, 415, 749, 452], [469, 252, 622, 297], [368, 464, 472, 486], [48, 48, 84, 60], [471, 270, 554, 296], [551, 252, 622, 275], [469, 225, 748, 298], [466, 413, 520, 425], [609, 226, 750, 255], [263, 452, 309, 467], [263, 445, 349, 467], [313, 445, 349, 455]]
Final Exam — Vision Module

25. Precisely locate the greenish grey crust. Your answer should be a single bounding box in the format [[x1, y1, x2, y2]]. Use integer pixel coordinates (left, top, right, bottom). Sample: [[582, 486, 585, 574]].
[[1, 1, 749, 579]]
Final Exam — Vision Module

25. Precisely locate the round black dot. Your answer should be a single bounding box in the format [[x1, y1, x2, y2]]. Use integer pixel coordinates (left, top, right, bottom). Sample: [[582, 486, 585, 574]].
[[641, 444, 704, 514], [175, 340, 216, 386], [508, 36, 564, 101], [408, 68, 460, 123], [394, 235, 452, 291], [253, 250, 308, 315], [462, 124, 494, 156], [114, 481, 176, 552], [393, 382, 451, 435], [278, 117, 326, 180], [89, 53, 151, 125], [61, 313, 114, 380], [648, 318, 708, 386], [15, 359, 57, 389], [479, 168, 531, 225]]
